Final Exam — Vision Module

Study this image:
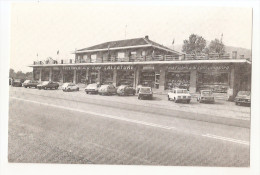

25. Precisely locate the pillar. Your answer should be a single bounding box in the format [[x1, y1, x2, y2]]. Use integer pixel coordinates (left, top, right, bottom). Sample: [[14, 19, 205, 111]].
[[112, 69, 117, 86], [49, 68, 53, 81], [39, 68, 42, 82], [189, 70, 197, 93], [97, 69, 101, 84], [32, 69, 35, 81], [73, 69, 77, 84], [159, 66, 166, 91], [86, 69, 89, 84], [60, 68, 64, 83], [134, 66, 140, 89]]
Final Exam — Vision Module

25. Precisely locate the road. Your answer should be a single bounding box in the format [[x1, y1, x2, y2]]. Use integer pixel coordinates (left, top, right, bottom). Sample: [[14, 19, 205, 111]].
[[8, 87, 250, 166]]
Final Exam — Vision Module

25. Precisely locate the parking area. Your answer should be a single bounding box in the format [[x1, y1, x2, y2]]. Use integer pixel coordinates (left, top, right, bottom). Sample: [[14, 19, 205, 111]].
[[10, 86, 250, 121]]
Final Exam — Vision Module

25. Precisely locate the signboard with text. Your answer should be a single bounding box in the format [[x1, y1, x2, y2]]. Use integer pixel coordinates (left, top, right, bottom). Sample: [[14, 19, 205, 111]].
[[62, 65, 133, 71], [167, 65, 230, 71]]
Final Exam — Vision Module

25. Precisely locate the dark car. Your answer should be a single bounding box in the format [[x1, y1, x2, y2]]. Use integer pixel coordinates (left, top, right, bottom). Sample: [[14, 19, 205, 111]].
[[197, 90, 215, 103], [22, 80, 39, 88], [117, 85, 136, 96], [138, 87, 153, 100], [12, 79, 24, 87], [37, 81, 59, 90], [234, 91, 251, 106]]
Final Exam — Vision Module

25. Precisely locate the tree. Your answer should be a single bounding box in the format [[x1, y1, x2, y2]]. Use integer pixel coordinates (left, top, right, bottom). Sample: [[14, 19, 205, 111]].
[[182, 34, 207, 54], [208, 39, 225, 55], [9, 68, 15, 78]]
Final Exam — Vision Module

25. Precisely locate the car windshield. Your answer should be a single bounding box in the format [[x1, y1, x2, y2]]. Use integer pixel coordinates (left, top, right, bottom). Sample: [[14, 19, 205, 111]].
[[237, 91, 250, 96], [24, 80, 30, 83], [140, 87, 151, 93], [176, 89, 188, 93], [87, 84, 97, 88], [42, 81, 49, 85], [100, 85, 109, 88], [202, 91, 212, 95], [14, 79, 21, 82]]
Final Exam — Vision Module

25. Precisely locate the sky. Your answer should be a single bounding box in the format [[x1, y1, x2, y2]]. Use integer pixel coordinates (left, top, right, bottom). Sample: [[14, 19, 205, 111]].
[[10, 2, 252, 72]]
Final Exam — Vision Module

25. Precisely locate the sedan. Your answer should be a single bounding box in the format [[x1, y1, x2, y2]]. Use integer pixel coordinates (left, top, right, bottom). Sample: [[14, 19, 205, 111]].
[[234, 91, 251, 106], [62, 83, 79, 92], [37, 81, 59, 90], [22, 80, 39, 88], [98, 84, 117, 95], [85, 83, 100, 94], [117, 85, 136, 96], [138, 87, 153, 100], [197, 90, 215, 103]]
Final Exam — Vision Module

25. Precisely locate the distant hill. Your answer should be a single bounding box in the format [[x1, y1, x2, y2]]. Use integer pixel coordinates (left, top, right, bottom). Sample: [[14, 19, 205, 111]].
[[171, 44, 251, 59]]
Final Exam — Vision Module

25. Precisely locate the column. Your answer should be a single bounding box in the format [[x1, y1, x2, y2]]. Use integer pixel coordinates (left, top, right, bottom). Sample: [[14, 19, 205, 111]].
[[73, 69, 77, 84], [60, 68, 64, 83], [86, 69, 89, 84], [134, 66, 140, 89], [39, 68, 42, 82], [97, 69, 101, 84], [159, 66, 166, 91], [189, 70, 197, 93], [32, 69, 35, 81], [113, 69, 117, 86], [49, 68, 53, 81]]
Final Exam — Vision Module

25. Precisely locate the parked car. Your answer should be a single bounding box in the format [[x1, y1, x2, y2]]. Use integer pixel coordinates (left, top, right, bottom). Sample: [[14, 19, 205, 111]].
[[85, 83, 100, 94], [22, 80, 39, 88], [168, 88, 191, 103], [62, 83, 79, 92], [138, 87, 153, 100], [98, 84, 117, 95], [37, 81, 59, 90], [12, 79, 24, 87], [136, 85, 143, 93], [117, 85, 136, 96], [234, 91, 251, 106], [197, 90, 215, 103]]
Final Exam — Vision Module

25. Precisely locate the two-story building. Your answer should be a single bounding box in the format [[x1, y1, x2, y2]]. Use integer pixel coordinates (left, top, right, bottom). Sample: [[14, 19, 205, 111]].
[[30, 35, 251, 100]]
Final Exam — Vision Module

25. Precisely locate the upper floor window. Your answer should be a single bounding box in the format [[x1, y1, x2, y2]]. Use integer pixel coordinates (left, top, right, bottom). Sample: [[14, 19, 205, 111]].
[[141, 51, 146, 56], [131, 51, 136, 55], [83, 55, 88, 61], [90, 54, 97, 63], [118, 52, 125, 58]]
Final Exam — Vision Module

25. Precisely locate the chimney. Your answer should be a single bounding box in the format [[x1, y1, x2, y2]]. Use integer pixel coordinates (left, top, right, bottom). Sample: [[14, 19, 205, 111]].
[[232, 51, 237, 59], [145, 35, 149, 40]]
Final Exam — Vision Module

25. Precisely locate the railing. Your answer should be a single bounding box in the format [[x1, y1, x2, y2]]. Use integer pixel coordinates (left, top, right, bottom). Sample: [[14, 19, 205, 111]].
[[33, 53, 243, 65]]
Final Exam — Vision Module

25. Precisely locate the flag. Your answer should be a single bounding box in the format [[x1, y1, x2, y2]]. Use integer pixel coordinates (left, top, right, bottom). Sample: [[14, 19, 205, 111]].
[[172, 38, 175, 45], [57, 50, 59, 55], [37, 53, 38, 57]]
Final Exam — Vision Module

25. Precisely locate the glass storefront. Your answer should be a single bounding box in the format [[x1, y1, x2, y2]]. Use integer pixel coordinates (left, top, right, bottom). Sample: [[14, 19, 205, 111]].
[[101, 70, 113, 84], [117, 70, 134, 86], [63, 70, 73, 83], [197, 72, 229, 93], [76, 70, 87, 84], [88, 70, 99, 84], [165, 72, 190, 90], [140, 71, 155, 88]]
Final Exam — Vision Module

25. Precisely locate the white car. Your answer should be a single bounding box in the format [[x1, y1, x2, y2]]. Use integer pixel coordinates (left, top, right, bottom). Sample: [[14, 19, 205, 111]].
[[85, 83, 100, 94], [168, 88, 191, 103], [62, 83, 79, 92]]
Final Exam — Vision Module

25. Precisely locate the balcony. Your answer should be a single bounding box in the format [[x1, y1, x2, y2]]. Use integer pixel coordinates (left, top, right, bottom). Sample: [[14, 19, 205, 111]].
[[33, 53, 246, 65]]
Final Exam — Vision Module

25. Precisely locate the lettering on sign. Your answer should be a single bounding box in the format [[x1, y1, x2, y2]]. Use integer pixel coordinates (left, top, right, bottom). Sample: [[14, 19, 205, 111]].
[[143, 65, 154, 70], [62, 65, 133, 70], [168, 65, 229, 71]]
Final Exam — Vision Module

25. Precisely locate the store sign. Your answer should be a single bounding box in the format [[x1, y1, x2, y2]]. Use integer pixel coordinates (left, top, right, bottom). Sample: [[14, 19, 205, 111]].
[[143, 65, 154, 70], [62, 65, 133, 71], [168, 65, 229, 71]]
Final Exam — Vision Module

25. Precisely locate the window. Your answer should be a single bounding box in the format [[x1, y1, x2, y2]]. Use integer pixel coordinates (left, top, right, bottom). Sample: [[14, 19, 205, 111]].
[[141, 51, 146, 56], [90, 54, 97, 63], [118, 52, 125, 58], [83, 55, 88, 61], [131, 51, 137, 55]]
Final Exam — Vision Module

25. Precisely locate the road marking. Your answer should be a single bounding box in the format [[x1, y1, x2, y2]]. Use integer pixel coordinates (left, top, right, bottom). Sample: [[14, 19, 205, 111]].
[[10, 96, 249, 146]]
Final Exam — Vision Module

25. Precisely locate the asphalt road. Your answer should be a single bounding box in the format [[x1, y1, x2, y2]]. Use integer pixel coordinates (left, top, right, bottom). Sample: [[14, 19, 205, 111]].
[[8, 87, 250, 166]]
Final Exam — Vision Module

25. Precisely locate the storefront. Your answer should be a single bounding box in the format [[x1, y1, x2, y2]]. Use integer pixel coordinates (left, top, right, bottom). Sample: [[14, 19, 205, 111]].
[[165, 71, 190, 90], [101, 70, 113, 84], [116, 70, 134, 86], [139, 65, 160, 89]]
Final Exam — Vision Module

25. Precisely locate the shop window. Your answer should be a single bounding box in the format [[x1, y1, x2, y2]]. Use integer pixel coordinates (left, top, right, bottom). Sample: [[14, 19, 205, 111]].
[[118, 52, 125, 59], [117, 70, 134, 86], [165, 72, 190, 90], [90, 54, 97, 63], [101, 70, 113, 84], [140, 71, 155, 88]]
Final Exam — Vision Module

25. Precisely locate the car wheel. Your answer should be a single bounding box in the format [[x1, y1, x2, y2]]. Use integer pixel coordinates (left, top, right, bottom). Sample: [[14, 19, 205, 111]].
[[86, 91, 88, 94], [138, 96, 140, 100], [187, 100, 191, 104], [168, 95, 170, 101], [44, 87, 47, 90], [77, 88, 79, 91], [173, 98, 177, 103]]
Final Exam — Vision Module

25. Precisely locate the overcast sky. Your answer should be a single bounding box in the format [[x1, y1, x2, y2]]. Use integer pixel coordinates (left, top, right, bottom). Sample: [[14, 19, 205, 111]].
[[10, 2, 252, 72]]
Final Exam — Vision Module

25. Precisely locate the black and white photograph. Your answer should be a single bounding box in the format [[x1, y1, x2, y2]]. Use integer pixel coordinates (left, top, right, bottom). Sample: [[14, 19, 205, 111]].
[[1, 0, 260, 175]]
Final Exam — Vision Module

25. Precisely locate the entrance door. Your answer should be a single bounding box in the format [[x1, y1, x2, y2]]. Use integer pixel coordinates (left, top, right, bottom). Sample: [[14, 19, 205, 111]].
[[155, 73, 160, 89]]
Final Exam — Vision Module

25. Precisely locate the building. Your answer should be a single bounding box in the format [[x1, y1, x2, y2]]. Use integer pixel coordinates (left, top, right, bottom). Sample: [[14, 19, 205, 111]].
[[30, 35, 251, 100]]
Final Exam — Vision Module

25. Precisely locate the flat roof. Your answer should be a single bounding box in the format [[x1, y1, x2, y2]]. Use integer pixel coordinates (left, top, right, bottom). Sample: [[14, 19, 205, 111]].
[[29, 59, 251, 67]]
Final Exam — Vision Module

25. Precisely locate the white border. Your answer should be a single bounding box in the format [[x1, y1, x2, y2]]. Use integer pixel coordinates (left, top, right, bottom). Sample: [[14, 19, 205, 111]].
[[1, 1, 259, 175]]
